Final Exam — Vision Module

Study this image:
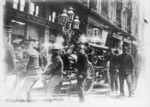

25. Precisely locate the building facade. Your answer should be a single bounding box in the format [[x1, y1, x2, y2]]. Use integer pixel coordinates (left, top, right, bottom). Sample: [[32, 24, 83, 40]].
[[3, 0, 140, 53]]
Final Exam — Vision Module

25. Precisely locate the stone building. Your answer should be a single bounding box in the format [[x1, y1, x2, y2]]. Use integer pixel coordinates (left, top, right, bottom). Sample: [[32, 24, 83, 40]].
[[3, 0, 140, 53]]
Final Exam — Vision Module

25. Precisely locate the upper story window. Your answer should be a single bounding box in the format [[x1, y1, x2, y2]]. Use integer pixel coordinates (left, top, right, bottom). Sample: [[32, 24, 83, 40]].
[[20, 0, 25, 11], [116, 1, 122, 23], [30, 2, 35, 15], [30, 2, 39, 16], [49, 15, 51, 21], [52, 12, 56, 22], [35, 6, 39, 16], [13, 0, 18, 9], [96, 0, 101, 14], [101, 0, 109, 18], [13, 0, 25, 11]]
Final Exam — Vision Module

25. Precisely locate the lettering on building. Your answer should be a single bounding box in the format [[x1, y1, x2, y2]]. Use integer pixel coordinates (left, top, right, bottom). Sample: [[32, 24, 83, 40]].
[[113, 33, 123, 40], [4, 6, 61, 30]]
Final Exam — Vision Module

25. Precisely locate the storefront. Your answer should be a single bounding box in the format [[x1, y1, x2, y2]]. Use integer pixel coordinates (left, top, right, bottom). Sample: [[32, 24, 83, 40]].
[[123, 37, 132, 53], [112, 33, 123, 49], [86, 15, 109, 47], [4, 6, 61, 51], [11, 20, 26, 45]]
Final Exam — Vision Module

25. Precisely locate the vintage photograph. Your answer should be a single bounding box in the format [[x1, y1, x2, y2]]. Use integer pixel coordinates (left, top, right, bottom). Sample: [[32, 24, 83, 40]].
[[1, 0, 150, 106]]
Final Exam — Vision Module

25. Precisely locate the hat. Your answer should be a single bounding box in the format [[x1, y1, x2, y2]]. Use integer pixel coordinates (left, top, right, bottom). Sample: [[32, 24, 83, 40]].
[[50, 44, 61, 53], [23, 40, 31, 47]]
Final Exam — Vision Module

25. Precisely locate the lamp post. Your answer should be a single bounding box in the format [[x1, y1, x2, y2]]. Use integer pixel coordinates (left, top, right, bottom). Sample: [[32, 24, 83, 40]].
[[60, 7, 80, 46]]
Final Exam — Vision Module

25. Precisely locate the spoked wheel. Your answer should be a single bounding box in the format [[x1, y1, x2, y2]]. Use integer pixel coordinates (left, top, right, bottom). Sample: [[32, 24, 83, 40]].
[[84, 62, 95, 94]]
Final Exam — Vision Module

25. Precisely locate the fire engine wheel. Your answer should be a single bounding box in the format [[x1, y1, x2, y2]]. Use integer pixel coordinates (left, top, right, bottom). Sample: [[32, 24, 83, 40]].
[[84, 62, 95, 94]]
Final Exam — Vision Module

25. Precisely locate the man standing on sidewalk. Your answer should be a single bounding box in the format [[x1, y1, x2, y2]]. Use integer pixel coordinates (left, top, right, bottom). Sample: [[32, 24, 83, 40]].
[[75, 44, 88, 103], [118, 46, 135, 97], [108, 48, 119, 94]]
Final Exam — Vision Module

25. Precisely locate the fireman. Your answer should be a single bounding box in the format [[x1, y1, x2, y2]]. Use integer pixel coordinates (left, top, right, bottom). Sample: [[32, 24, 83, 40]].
[[75, 44, 88, 103]]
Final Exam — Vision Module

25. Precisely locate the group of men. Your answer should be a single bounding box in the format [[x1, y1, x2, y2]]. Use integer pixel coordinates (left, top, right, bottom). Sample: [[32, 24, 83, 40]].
[[3, 27, 141, 103], [108, 46, 136, 97], [3, 32, 89, 103]]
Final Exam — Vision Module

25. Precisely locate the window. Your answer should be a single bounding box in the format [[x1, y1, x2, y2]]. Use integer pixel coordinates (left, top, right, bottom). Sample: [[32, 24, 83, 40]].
[[35, 5, 39, 16], [116, 1, 121, 23], [101, 0, 109, 18], [20, 0, 25, 11], [13, 0, 19, 9], [13, 0, 25, 11], [96, 0, 101, 14], [52, 12, 56, 22], [30, 2, 39, 16], [49, 15, 51, 21], [30, 2, 35, 15]]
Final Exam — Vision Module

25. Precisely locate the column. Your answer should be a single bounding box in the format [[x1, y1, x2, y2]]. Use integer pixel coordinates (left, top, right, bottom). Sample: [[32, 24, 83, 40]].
[[3, 25, 13, 43], [85, 21, 89, 36], [44, 27, 50, 43], [41, 26, 49, 53], [45, 6, 50, 20], [25, 24, 30, 39]]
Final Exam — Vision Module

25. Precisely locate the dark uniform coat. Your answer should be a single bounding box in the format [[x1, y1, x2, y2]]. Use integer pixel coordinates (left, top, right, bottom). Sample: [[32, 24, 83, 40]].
[[45, 55, 63, 77], [118, 53, 135, 76], [76, 52, 88, 78]]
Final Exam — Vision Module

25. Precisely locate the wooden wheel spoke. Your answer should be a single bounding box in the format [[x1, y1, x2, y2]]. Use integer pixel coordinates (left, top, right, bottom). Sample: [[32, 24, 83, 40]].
[[84, 62, 95, 93]]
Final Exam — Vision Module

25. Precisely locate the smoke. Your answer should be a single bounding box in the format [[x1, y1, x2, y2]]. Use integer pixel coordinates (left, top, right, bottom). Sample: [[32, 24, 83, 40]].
[[42, 36, 65, 50], [42, 42, 53, 49], [53, 36, 65, 49], [90, 36, 103, 43], [77, 34, 88, 44]]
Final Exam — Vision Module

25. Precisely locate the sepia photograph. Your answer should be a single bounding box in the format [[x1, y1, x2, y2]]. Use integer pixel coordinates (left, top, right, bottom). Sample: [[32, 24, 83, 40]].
[[1, 0, 150, 106]]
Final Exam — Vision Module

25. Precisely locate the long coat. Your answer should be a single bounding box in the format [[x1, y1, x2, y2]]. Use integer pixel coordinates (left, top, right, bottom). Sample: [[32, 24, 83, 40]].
[[45, 55, 63, 76], [76, 52, 88, 78], [108, 54, 118, 74], [118, 53, 135, 76]]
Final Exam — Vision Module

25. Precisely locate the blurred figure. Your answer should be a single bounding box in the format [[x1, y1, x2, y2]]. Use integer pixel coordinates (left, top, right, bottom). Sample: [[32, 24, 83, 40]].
[[30, 39, 44, 70], [118, 46, 135, 97], [108, 48, 119, 94], [13, 45, 28, 89], [85, 43, 94, 63], [13, 40, 42, 101], [70, 28, 82, 45], [132, 48, 142, 92], [76, 44, 88, 103], [43, 47, 64, 99], [3, 34, 15, 81]]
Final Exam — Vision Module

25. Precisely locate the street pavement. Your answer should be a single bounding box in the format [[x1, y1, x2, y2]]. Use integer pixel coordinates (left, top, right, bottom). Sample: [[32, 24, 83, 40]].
[[2, 75, 150, 107]]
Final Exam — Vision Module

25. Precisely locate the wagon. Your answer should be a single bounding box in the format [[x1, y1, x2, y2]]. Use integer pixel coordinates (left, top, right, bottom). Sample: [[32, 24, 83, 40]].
[[55, 43, 109, 94]]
